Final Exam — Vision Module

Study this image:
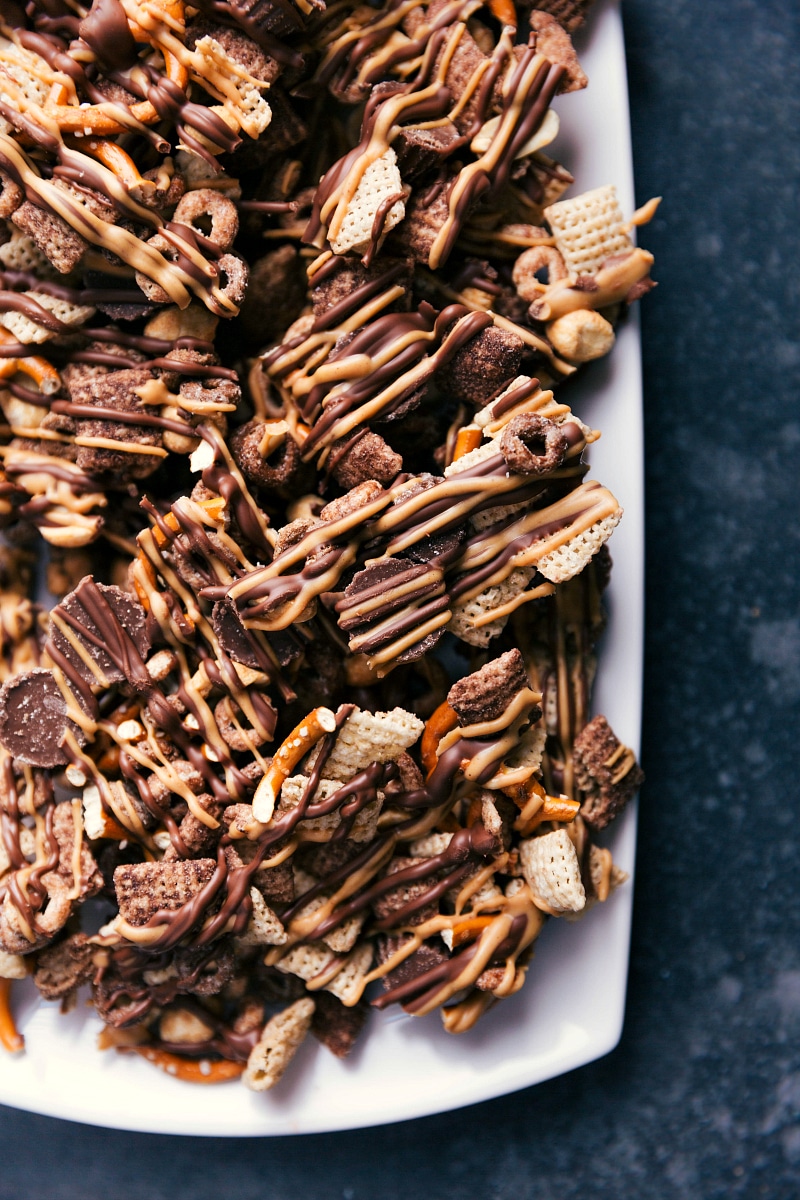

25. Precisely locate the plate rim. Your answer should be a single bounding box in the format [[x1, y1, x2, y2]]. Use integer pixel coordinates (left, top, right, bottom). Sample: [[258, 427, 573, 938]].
[[0, 0, 645, 1136]]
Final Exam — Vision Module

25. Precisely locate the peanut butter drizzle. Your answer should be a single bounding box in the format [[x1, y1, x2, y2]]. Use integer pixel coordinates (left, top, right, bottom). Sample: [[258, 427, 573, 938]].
[[305, 2, 562, 269], [108, 675, 543, 959], [513, 551, 608, 798], [0, 4, 279, 316], [210, 420, 613, 669], [39, 572, 278, 858], [0, 760, 60, 942]]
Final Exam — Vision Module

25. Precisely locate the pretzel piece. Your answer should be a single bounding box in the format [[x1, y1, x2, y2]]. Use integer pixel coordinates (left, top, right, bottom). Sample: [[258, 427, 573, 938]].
[[0, 331, 61, 395], [252, 707, 337, 822], [73, 140, 156, 201], [421, 701, 459, 777], [0, 978, 24, 1053], [129, 1045, 245, 1083], [45, 51, 188, 136], [488, 0, 518, 27], [452, 427, 483, 462]]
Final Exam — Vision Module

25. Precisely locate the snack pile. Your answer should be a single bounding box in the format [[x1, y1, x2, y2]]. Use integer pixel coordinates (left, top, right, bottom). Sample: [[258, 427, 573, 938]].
[[0, 0, 650, 1089]]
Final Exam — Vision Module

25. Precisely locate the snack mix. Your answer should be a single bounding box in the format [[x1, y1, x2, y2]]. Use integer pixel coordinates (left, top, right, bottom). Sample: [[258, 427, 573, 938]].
[[0, 0, 651, 1089]]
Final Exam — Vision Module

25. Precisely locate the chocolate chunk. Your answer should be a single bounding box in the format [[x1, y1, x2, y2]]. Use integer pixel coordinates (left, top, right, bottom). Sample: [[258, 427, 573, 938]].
[[311, 990, 368, 1058], [379, 934, 449, 990], [381, 473, 465, 564], [226, 0, 316, 40], [394, 124, 461, 179], [573, 714, 644, 830], [500, 413, 569, 475], [437, 325, 524, 408], [336, 557, 448, 663], [0, 668, 86, 767], [371, 384, 428, 426], [447, 649, 532, 726], [212, 596, 301, 669], [395, 629, 446, 665], [47, 577, 150, 691], [338, 558, 433, 630]]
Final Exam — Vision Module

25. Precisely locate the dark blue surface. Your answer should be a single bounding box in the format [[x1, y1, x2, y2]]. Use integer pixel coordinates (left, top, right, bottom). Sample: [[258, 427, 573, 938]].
[[1, 1, 797, 1195]]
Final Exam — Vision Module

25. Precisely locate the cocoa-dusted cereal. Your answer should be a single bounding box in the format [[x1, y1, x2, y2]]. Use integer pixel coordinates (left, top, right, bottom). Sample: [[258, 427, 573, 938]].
[[573, 714, 645, 830], [447, 649, 533, 726]]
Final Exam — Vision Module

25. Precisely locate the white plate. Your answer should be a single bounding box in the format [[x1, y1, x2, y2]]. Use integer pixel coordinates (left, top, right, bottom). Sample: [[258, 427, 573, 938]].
[[0, 0, 643, 1135]]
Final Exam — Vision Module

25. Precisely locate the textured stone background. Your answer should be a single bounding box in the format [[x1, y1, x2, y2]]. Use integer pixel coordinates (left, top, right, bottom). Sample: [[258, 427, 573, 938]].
[[1, 0, 797, 1195]]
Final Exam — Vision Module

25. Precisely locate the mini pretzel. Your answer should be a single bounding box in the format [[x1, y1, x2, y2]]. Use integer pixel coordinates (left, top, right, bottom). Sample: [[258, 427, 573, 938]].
[[134, 494, 226, 608], [450, 915, 495, 947], [70, 139, 156, 202], [46, 53, 189, 136], [252, 706, 337, 822], [0, 332, 61, 396], [504, 776, 580, 834], [452, 427, 483, 462], [0, 978, 24, 1054], [488, 0, 518, 27], [45, 26, 188, 136], [421, 701, 459, 778], [129, 1045, 245, 1083]]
